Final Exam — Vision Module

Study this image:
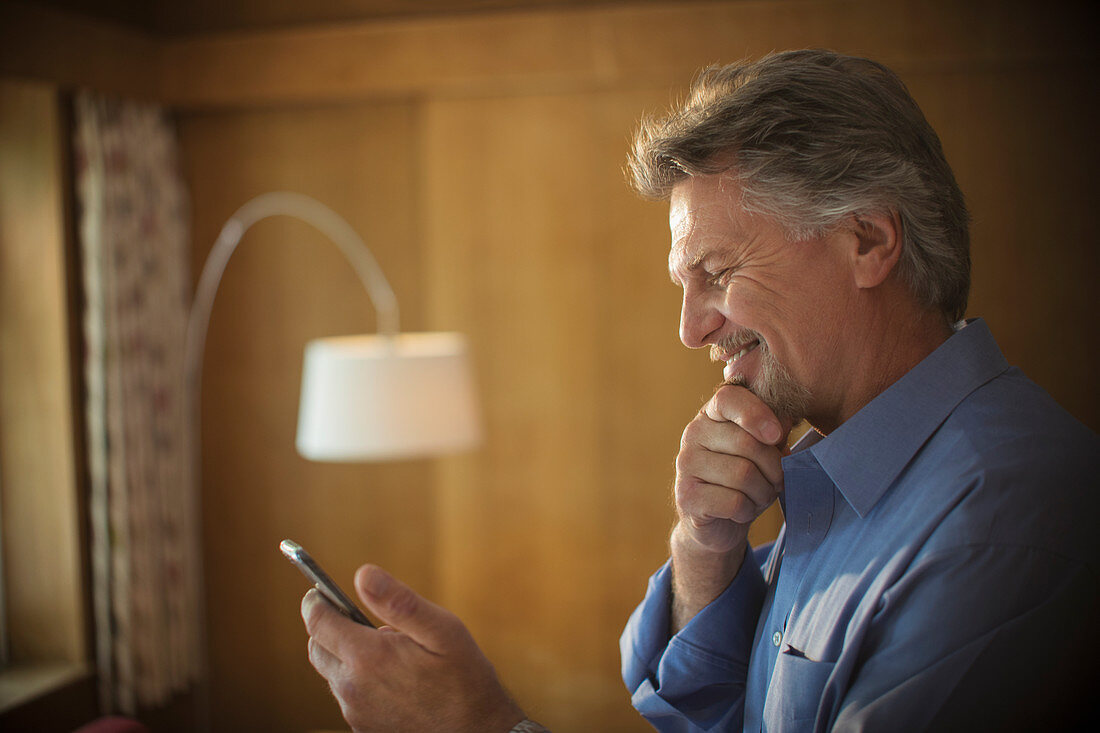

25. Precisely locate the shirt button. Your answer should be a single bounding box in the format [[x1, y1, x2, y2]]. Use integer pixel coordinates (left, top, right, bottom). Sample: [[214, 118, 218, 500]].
[[772, 631, 782, 647]]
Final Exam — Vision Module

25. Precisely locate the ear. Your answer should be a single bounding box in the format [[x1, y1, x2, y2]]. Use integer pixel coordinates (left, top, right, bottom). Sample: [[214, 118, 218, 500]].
[[849, 210, 903, 290]]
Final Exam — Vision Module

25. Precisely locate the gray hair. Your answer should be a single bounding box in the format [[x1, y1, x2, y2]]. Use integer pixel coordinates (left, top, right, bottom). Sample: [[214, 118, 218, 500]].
[[629, 49, 970, 322]]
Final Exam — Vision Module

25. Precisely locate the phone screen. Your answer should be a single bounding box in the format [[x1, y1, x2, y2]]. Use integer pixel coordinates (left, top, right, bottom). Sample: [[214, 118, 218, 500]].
[[280, 539, 374, 627]]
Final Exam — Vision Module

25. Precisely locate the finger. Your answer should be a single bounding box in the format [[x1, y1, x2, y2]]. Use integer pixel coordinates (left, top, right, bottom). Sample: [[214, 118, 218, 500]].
[[703, 384, 789, 445], [302, 588, 366, 661], [683, 417, 785, 487], [677, 449, 778, 509], [307, 635, 343, 680], [354, 565, 464, 655], [676, 473, 772, 526]]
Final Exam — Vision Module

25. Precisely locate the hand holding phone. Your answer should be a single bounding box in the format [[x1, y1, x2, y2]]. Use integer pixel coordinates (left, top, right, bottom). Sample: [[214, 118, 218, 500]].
[[280, 539, 374, 627]]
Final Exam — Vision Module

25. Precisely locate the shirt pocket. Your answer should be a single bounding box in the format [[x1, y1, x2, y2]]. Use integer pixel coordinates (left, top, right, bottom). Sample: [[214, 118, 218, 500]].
[[765, 648, 837, 731]]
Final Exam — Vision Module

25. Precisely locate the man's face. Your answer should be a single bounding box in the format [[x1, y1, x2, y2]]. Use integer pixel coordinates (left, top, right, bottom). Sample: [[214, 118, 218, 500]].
[[667, 174, 855, 424]]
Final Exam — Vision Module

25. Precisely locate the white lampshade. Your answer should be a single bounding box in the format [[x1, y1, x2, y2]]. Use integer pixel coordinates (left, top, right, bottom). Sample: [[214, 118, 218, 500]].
[[296, 332, 482, 461]]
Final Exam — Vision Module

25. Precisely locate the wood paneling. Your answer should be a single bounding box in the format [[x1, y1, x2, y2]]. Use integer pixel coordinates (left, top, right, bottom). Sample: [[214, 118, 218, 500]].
[[5, 1, 1098, 730], [176, 4, 1097, 730], [157, 0, 1096, 107], [0, 3, 160, 100], [0, 80, 86, 666], [29, 0, 667, 36], [154, 0, 650, 36], [423, 91, 686, 730], [177, 101, 433, 732]]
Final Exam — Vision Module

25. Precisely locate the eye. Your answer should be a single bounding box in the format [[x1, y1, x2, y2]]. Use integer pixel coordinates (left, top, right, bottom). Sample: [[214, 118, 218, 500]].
[[706, 268, 734, 287]]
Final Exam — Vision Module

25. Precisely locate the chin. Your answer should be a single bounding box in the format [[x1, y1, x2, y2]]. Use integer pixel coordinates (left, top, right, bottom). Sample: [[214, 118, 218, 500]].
[[749, 361, 812, 424]]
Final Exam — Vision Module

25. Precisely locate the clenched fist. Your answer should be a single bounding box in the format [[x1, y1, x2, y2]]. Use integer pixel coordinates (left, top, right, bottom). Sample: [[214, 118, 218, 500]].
[[670, 383, 792, 631]]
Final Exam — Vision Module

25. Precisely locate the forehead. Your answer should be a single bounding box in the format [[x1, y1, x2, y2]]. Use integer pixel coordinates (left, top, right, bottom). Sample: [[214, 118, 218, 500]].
[[668, 175, 749, 270]]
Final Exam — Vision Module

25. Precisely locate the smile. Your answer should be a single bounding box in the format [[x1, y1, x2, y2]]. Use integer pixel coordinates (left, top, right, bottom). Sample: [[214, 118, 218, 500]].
[[720, 339, 761, 383], [725, 340, 760, 366]]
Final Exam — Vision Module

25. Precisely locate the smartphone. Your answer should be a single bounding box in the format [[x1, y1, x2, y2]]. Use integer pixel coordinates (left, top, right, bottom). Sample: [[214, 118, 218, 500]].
[[280, 539, 374, 627]]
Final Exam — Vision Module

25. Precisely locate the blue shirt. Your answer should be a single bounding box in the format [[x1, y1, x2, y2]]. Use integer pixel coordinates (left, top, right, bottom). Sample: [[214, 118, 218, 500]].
[[621, 319, 1100, 731]]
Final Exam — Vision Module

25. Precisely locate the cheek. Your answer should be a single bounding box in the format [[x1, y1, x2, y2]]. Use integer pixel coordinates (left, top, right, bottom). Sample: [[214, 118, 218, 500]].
[[728, 282, 828, 371], [787, 301, 850, 381], [722, 277, 792, 326]]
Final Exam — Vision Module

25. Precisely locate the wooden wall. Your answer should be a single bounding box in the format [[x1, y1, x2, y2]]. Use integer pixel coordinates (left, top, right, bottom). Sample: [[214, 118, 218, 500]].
[[0, 79, 87, 668], [181, 102, 440, 731], [4, 1, 1098, 731], [174, 3, 1098, 730]]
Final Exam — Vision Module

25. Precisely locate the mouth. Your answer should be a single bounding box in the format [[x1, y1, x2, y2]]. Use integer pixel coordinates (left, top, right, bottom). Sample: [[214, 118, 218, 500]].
[[725, 340, 760, 364], [718, 338, 760, 365], [719, 339, 761, 381]]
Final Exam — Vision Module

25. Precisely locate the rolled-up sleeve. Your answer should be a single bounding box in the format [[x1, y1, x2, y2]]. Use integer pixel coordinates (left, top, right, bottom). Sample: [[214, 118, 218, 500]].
[[621, 555, 767, 731]]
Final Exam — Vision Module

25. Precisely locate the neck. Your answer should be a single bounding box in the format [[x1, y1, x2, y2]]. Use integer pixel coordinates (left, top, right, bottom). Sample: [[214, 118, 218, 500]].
[[808, 293, 953, 435]]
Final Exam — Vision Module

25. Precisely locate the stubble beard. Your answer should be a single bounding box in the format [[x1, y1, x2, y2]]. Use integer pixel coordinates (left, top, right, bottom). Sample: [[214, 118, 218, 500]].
[[715, 334, 812, 425]]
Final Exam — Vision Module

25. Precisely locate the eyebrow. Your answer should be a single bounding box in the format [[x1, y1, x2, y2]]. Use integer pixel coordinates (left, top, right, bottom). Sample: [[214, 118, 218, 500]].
[[668, 249, 729, 285]]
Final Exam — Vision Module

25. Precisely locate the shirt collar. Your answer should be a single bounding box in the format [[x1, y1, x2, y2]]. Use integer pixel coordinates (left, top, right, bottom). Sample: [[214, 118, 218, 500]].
[[800, 318, 1010, 518]]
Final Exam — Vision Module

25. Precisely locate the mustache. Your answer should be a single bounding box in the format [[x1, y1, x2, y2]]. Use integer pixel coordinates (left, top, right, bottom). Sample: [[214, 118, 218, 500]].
[[710, 329, 767, 363]]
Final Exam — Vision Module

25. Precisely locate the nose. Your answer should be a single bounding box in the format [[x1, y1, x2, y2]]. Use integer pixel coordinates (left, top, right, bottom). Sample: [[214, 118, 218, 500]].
[[679, 285, 725, 349]]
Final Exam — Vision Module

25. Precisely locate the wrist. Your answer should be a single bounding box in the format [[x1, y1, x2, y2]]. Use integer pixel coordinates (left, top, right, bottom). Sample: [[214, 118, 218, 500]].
[[669, 523, 746, 633], [670, 521, 747, 569], [486, 698, 527, 733]]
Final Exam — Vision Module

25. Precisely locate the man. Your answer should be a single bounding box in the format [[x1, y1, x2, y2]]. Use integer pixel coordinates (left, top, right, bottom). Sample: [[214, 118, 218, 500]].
[[300, 50, 1098, 731], [619, 50, 1099, 731]]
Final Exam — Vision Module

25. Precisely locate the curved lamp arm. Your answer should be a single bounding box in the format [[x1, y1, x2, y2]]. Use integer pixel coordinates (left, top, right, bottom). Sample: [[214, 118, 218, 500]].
[[184, 191, 400, 394]]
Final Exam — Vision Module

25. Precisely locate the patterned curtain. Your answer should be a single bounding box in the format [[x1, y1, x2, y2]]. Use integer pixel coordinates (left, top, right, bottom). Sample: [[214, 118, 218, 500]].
[[73, 92, 202, 715]]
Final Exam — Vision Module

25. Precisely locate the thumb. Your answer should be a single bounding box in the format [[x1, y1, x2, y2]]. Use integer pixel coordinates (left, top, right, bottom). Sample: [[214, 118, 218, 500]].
[[354, 564, 462, 653]]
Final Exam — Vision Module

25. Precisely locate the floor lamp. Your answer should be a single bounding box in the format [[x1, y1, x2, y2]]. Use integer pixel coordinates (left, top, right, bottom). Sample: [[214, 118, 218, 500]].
[[182, 191, 482, 729]]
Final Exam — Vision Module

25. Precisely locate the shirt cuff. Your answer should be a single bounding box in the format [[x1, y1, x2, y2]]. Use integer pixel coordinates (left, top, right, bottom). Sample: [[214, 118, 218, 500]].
[[620, 551, 766, 725], [621, 560, 675, 692]]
